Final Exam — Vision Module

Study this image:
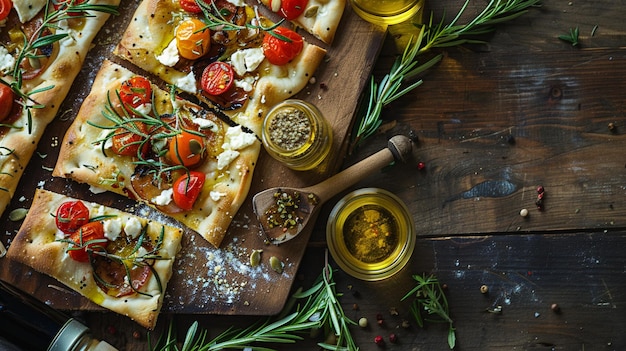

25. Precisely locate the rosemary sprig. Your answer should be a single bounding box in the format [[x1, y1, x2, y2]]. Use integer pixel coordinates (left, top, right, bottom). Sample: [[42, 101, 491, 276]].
[[352, 0, 541, 150], [401, 274, 455, 349], [148, 263, 358, 351], [558, 26, 580, 47]]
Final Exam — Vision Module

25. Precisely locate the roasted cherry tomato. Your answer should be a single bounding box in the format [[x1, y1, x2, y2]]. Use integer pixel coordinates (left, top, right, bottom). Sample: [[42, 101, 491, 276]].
[[179, 0, 202, 13], [67, 221, 107, 263], [168, 131, 205, 167], [172, 171, 206, 210], [262, 27, 304, 66], [55, 200, 90, 235], [201, 62, 234, 96], [119, 76, 152, 111], [0, 0, 12, 21], [0, 84, 14, 122], [176, 19, 211, 60], [53, 0, 88, 16], [269, 0, 308, 20], [111, 122, 150, 157]]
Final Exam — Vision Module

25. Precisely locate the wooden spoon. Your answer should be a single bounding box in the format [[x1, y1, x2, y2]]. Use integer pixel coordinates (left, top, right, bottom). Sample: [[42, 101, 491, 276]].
[[253, 135, 413, 244]]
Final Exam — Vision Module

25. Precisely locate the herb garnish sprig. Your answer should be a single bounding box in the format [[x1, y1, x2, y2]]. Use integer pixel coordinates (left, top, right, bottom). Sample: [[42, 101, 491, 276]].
[[558, 26, 580, 46], [352, 0, 541, 150], [148, 264, 358, 351], [402, 274, 455, 349]]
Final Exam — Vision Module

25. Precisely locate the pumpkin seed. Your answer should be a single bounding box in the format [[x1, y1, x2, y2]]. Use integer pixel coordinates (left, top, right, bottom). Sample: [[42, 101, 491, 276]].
[[249, 249, 262, 267], [269, 256, 284, 274], [304, 5, 319, 18], [9, 208, 29, 222]]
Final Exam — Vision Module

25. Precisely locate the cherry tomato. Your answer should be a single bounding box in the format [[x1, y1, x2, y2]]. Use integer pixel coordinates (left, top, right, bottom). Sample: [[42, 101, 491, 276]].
[[270, 0, 308, 20], [67, 221, 107, 263], [262, 27, 304, 66], [179, 0, 202, 13], [201, 62, 234, 96], [168, 131, 205, 167], [53, 0, 88, 16], [0, 0, 12, 21], [176, 19, 211, 60], [0, 84, 14, 122], [55, 200, 90, 235], [172, 171, 206, 210], [111, 122, 150, 157], [119, 76, 152, 111]]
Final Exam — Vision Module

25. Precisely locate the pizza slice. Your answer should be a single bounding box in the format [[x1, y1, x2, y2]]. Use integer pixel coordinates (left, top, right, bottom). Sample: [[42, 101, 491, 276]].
[[6, 188, 183, 329], [112, 0, 327, 136], [0, 0, 119, 216], [258, 0, 347, 44], [53, 60, 260, 248]]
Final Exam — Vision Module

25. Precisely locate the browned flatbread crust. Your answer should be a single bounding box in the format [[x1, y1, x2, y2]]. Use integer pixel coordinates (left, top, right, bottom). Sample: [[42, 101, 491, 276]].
[[260, 0, 347, 44], [0, 0, 120, 216], [53, 60, 260, 248], [7, 188, 183, 329], [112, 0, 327, 135]]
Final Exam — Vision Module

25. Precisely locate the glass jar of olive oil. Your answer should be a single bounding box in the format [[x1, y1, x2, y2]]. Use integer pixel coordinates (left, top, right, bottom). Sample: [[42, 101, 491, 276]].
[[261, 99, 333, 171], [327, 188, 415, 281], [350, 0, 424, 26]]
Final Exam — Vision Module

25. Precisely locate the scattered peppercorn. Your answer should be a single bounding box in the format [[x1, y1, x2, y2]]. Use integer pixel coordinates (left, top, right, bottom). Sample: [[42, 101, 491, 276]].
[[551, 303, 561, 313], [374, 335, 385, 346], [536, 186, 546, 211], [480, 284, 489, 294], [520, 208, 529, 217], [608, 122, 616, 133], [358, 317, 368, 328], [389, 333, 398, 344], [408, 130, 419, 143], [352, 303, 359, 310], [377, 318, 384, 326], [417, 161, 426, 170], [132, 330, 141, 339]]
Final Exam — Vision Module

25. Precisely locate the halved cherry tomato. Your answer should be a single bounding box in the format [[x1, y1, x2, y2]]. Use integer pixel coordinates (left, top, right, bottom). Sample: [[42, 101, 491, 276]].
[[0, 0, 12, 21], [172, 171, 206, 210], [262, 27, 304, 66], [179, 0, 202, 13], [111, 121, 150, 157], [119, 76, 152, 111], [52, 0, 88, 16], [176, 19, 211, 60], [55, 200, 90, 235], [168, 131, 205, 167], [269, 0, 308, 20], [67, 221, 107, 263], [0, 84, 14, 122], [201, 62, 234, 96]]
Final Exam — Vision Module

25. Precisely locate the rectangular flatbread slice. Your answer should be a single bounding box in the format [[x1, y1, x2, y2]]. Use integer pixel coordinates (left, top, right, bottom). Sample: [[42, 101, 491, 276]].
[[7, 188, 183, 329], [0, 0, 120, 216], [53, 60, 260, 248]]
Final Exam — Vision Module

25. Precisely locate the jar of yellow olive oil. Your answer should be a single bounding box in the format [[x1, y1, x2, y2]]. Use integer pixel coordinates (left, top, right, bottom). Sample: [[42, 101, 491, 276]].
[[327, 188, 415, 281], [350, 0, 424, 26], [261, 99, 333, 171]]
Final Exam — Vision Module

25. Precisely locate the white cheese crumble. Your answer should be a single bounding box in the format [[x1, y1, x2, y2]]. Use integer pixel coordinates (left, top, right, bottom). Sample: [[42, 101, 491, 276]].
[[210, 191, 227, 201], [13, 0, 46, 23], [225, 125, 257, 150], [156, 39, 180, 67], [124, 217, 143, 239], [135, 103, 152, 115], [234, 76, 255, 92], [226, 0, 245, 6], [103, 218, 123, 241], [0, 46, 15, 75], [193, 117, 218, 131], [217, 149, 240, 170], [152, 188, 174, 206], [89, 185, 107, 194], [230, 48, 265, 76], [176, 72, 198, 93]]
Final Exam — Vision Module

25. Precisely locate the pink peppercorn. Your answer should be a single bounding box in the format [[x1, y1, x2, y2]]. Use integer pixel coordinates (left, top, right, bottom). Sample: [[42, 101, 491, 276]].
[[417, 161, 426, 170], [374, 335, 385, 346]]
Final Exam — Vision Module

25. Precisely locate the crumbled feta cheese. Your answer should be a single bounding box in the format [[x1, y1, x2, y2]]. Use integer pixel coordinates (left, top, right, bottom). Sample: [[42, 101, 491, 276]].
[[13, 0, 46, 23], [226, 0, 245, 6], [193, 117, 218, 131], [176, 72, 198, 93], [226, 125, 257, 150], [234, 76, 255, 92], [103, 218, 123, 241], [0, 46, 15, 75], [156, 39, 180, 67], [230, 48, 265, 76], [210, 191, 227, 201], [152, 188, 174, 206], [134, 103, 152, 115], [217, 149, 240, 170], [124, 217, 143, 239]]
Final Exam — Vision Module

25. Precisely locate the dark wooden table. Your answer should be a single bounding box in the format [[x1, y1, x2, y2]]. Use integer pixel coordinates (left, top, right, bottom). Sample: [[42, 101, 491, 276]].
[[5, 0, 626, 349]]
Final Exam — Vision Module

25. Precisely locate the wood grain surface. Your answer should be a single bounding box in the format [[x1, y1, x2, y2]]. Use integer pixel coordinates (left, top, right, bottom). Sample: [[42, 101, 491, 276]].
[[3, 0, 626, 349]]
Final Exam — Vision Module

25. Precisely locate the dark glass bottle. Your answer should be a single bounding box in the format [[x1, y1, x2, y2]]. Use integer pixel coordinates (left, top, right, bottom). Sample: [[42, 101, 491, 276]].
[[0, 279, 118, 351]]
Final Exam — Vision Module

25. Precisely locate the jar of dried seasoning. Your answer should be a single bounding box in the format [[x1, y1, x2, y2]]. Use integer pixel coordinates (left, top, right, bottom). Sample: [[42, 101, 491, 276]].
[[261, 99, 333, 171]]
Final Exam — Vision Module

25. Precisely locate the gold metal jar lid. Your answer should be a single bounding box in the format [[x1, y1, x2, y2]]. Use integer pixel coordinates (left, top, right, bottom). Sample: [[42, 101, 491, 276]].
[[261, 99, 332, 171], [326, 188, 415, 281]]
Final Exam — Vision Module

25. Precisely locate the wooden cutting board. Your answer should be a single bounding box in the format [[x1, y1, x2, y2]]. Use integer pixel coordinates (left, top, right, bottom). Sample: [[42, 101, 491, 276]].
[[0, 2, 386, 316]]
